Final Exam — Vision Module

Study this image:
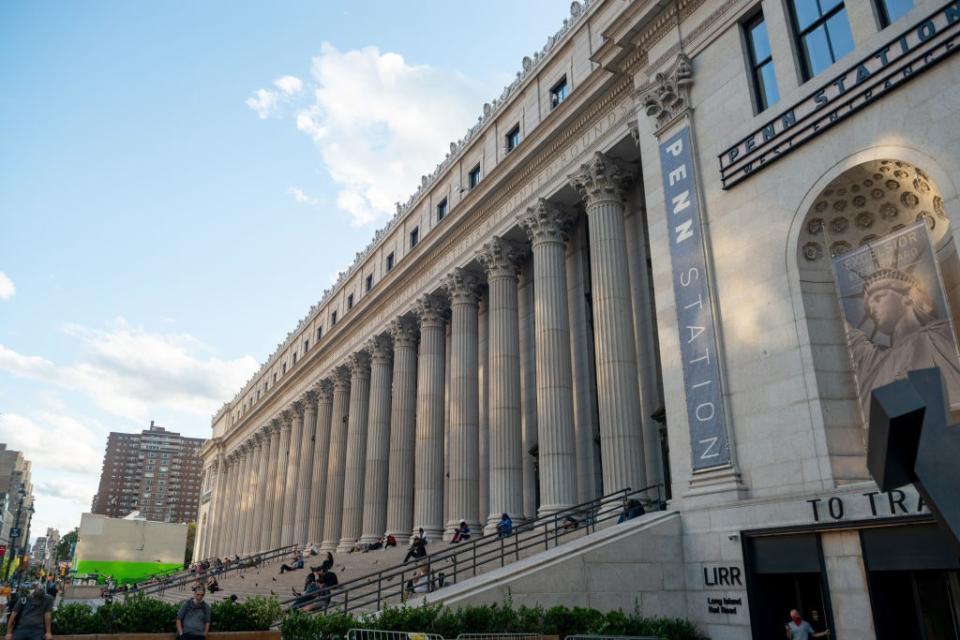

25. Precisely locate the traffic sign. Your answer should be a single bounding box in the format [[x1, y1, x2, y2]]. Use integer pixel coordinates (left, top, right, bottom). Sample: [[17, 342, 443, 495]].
[[9, 528, 21, 538]]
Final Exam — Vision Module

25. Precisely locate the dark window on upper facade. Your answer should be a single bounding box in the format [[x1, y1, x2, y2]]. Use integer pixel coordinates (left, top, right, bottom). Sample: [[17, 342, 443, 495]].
[[744, 12, 780, 112], [788, 0, 855, 81], [386, 252, 395, 271], [876, 0, 912, 26], [550, 77, 568, 109], [292, 352, 297, 364], [468, 164, 481, 189], [304, 339, 309, 352], [436, 198, 448, 221], [317, 326, 323, 341], [347, 293, 354, 310], [273, 373, 277, 384], [282, 362, 287, 374], [331, 310, 338, 325], [505, 125, 520, 153], [365, 274, 373, 292], [410, 227, 419, 248]]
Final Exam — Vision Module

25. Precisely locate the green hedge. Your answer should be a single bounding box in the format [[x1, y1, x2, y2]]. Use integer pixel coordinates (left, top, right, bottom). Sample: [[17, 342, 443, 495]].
[[51, 594, 281, 634], [280, 602, 705, 640]]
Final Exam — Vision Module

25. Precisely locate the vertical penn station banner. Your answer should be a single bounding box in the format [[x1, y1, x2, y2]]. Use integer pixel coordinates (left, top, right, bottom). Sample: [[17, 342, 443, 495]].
[[659, 126, 731, 471], [832, 221, 960, 425]]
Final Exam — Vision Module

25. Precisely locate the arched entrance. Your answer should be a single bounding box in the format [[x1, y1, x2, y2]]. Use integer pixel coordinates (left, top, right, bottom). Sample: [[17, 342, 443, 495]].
[[796, 159, 960, 483]]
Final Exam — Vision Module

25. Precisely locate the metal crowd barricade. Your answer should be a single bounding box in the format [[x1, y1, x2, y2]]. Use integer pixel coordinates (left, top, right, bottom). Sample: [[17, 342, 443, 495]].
[[346, 629, 445, 640], [455, 634, 543, 640], [565, 636, 657, 640]]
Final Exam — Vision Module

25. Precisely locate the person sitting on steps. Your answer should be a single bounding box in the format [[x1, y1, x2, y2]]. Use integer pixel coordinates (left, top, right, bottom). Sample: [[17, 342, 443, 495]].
[[403, 536, 428, 563], [496, 513, 513, 538], [310, 551, 334, 574], [279, 551, 304, 574], [450, 521, 471, 543]]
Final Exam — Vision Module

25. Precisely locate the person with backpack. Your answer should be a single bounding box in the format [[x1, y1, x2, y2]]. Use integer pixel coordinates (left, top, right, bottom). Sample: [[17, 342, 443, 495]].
[[175, 586, 211, 640], [42, 578, 57, 605], [4, 585, 53, 640]]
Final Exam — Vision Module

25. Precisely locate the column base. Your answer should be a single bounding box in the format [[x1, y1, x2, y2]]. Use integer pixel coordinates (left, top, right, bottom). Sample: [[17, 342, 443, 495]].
[[319, 539, 338, 552], [336, 538, 358, 553], [684, 464, 748, 504], [357, 533, 382, 545], [537, 503, 576, 518]]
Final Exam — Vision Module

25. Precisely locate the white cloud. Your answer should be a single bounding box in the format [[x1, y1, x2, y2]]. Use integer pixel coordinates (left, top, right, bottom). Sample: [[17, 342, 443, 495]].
[[0, 272, 15, 300], [287, 43, 485, 226], [246, 75, 305, 119], [274, 75, 303, 96], [0, 412, 103, 477], [289, 187, 320, 206], [0, 319, 259, 421]]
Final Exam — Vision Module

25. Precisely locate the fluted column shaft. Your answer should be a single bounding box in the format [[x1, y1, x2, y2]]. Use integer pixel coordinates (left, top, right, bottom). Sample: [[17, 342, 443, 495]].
[[243, 438, 263, 552], [210, 456, 228, 556], [567, 220, 601, 502], [479, 237, 525, 531], [478, 297, 489, 526], [309, 383, 334, 544], [519, 200, 578, 515], [231, 451, 249, 554], [255, 428, 275, 551], [414, 295, 447, 540], [385, 318, 418, 544], [281, 406, 304, 544], [339, 354, 371, 551], [444, 269, 482, 534], [296, 395, 319, 545], [273, 416, 292, 547], [265, 423, 282, 550], [571, 153, 646, 494], [518, 264, 539, 520], [321, 371, 351, 551], [361, 337, 394, 544]]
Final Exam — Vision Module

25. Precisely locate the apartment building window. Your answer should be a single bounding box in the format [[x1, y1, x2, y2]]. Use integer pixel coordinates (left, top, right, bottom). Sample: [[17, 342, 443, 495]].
[[386, 252, 395, 272], [745, 12, 779, 112], [876, 0, 912, 26], [436, 198, 448, 222], [410, 226, 419, 248], [788, 0, 855, 80], [505, 125, 520, 153], [331, 310, 338, 326], [365, 275, 373, 292], [550, 76, 568, 109], [347, 293, 354, 310], [468, 164, 481, 189]]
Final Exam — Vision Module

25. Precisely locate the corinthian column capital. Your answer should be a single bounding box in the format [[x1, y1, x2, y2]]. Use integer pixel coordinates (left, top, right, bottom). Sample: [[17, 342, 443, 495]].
[[389, 316, 419, 349], [477, 236, 526, 280], [332, 365, 351, 390], [280, 410, 293, 431], [367, 334, 393, 364], [292, 400, 306, 418], [414, 293, 449, 328], [518, 199, 574, 246], [441, 267, 483, 306], [316, 379, 334, 403], [347, 350, 371, 378], [568, 152, 636, 208]]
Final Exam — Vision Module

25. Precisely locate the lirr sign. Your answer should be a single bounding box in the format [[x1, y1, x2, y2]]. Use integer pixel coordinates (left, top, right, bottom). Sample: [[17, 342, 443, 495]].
[[720, 1, 960, 188], [659, 126, 731, 471]]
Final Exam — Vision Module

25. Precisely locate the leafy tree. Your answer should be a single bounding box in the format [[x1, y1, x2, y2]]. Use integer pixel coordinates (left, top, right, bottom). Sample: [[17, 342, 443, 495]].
[[55, 529, 78, 563], [184, 522, 196, 566]]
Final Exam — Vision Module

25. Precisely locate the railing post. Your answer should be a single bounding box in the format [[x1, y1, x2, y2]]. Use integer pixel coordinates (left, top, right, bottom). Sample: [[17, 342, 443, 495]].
[[543, 522, 548, 551], [343, 586, 349, 613], [472, 543, 477, 576], [499, 535, 505, 568], [553, 513, 558, 546], [377, 573, 382, 610], [514, 530, 519, 561]]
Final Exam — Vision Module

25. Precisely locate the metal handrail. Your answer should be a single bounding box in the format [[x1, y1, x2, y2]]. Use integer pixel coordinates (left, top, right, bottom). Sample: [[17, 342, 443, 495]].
[[127, 543, 301, 599], [288, 483, 663, 615]]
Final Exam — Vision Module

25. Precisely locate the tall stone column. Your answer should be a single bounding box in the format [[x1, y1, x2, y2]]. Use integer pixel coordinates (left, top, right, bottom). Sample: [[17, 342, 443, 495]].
[[518, 199, 578, 516], [518, 263, 539, 521], [386, 317, 419, 544], [265, 420, 282, 550], [478, 237, 526, 531], [309, 381, 334, 544], [253, 426, 274, 551], [281, 403, 304, 545], [295, 392, 319, 545], [243, 435, 263, 552], [360, 335, 394, 544], [566, 220, 601, 502], [210, 454, 228, 556], [413, 294, 448, 540], [570, 152, 646, 494], [321, 367, 351, 551], [217, 455, 231, 555], [338, 352, 371, 551], [478, 296, 489, 526], [442, 268, 483, 534], [444, 321, 451, 527], [273, 411, 292, 547], [231, 448, 249, 554]]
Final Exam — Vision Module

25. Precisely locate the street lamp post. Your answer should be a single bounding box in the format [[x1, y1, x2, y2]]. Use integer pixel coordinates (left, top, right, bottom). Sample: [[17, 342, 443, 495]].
[[3, 487, 26, 582]]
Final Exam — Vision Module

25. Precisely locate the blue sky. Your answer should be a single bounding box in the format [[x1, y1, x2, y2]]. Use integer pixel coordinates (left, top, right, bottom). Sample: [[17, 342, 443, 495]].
[[0, 0, 572, 538]]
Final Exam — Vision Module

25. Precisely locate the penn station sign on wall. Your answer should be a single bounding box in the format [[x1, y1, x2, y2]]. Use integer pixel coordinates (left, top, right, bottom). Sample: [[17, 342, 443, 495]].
[[719, 1, 960, 188]]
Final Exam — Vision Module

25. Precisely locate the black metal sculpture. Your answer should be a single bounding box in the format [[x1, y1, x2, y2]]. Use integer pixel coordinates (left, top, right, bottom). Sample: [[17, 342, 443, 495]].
[[868, 367, 960, 546]]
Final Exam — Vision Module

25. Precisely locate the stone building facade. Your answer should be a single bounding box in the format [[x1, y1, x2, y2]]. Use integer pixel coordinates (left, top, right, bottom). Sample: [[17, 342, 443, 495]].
[[196, 0, 960, 638]]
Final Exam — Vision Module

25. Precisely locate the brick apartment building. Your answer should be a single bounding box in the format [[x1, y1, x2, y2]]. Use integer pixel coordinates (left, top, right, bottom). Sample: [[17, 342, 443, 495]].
[[93, 422, 205, 523]]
